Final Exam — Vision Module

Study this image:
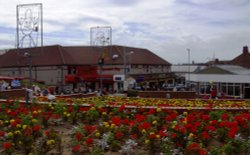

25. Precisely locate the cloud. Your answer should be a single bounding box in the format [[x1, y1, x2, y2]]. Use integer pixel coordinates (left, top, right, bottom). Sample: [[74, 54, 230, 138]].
[[0, 0, 250, 64]]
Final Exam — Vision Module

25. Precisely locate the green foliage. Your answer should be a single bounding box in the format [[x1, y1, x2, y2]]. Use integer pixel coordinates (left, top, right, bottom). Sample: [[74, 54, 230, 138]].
[[86, 107, 100, 123], [209, 110, 225, 120]]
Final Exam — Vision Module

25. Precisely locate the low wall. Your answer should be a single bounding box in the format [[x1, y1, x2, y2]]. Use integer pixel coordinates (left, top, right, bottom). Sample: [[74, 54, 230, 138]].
[[0, 89, 26, 99], [138, 91, 196, 99], [56, 93, 97, 98]]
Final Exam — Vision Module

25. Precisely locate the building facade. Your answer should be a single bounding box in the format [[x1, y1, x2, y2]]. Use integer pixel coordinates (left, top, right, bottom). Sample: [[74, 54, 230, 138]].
[[0, 45, 172, 93]]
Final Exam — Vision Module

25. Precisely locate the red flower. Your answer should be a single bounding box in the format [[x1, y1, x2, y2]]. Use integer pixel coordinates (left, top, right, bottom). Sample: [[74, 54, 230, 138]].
[[202, 114, 210, 121], [119, 104, 125, 112], [115, 131, 123, 139], [228, 127, 239, 139], [44, 130, 50, 137], [111, 116, 121, 126], [72, 144, 80, 152], [10, 121, 17, 127], [79, 107, 90, 111], [130, 133, 138, 139], [138, 122, 151, 130], [147, 108, 156, 115], [205, 125, 216, 132], [3, 142, 12, 150], [67, 106, 74, 113], [221, 113, 229, 121], [0, 131, 5, 137], [32, 125, 41, 132], [85, 137, 93, 146], [201, 131, 210, 139], [75, 132, 83, 141], [83, 125, 96, 134], [171, 133, 177, 138], [210, 120, 218, 126], [200, 149, 207, 155], [149, 133, 157, 139], [158, 130, 167, 137], [135, 114, 146, 122]]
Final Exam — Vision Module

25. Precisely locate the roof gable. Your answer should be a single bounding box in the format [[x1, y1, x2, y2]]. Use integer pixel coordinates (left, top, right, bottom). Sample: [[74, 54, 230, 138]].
[[196, 66, 233, 74], [230, 46, 250, 69], [0, 45, 171, 67]]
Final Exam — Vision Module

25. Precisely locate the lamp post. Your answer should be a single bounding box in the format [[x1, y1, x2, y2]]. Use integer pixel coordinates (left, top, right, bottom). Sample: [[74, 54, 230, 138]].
[[24, 52, 32, 106], [98, 58, 104, 96], [123, 49, 134, 91], [187, 48, 190, 90]]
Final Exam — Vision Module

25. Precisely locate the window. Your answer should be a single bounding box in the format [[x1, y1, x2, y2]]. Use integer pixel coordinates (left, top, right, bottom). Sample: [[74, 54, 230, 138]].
[[221, 83, 241, 97]]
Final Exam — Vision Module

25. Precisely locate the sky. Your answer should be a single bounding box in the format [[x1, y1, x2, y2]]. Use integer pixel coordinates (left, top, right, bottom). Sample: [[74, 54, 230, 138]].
[[0, 0, 250, 64]]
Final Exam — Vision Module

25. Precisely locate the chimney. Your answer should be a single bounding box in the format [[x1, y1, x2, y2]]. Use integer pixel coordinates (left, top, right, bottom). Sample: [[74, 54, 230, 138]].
[[214, 58, 219, 64], [243, 46, 249, 55]]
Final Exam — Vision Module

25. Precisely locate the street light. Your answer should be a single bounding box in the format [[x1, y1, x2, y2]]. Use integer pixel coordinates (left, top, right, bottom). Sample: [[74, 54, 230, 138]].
[[123, 50, 134, 77], [187, 48, 190, 90], [98, 58, 104, 96], [24, 52, 32, 106], [123, 49, 134, 91]]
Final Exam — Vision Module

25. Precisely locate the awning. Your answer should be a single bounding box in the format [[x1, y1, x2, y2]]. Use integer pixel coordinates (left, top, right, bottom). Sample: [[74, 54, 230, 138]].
[[65, 74, 113, 83]]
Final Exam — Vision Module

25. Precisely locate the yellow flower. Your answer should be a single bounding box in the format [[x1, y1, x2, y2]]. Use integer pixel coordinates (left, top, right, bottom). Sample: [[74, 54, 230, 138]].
[[95, 132, 101, 138], [90, 107, 96, 110], [149, 132, 155, 135], [46, 139, 55, 145], [156, 108, 162, 112], [105, 124, 110, 128], [110, 123, 115, 128], [15, 130, 21, 135], [156, 134, 160, 139], [172, 121, 177, 125], [16, 124, 21, 128], [8, 132, 13, 137], [22, 125, 27, 129], [103, 122, 108, 126], [188, 133, 194, 138], [183, 111, 188, 116], [145, 139, 150, 144], [152, 120, 158, 125], [32, 119, 38, 124]]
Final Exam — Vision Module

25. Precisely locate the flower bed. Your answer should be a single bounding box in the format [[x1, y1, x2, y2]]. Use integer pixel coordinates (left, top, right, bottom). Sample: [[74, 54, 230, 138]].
[[0, 97, 249, 154]]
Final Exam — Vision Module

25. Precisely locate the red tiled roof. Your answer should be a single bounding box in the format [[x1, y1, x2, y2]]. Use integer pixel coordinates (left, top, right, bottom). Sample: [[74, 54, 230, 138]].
[[230, 46, 250, 69], [0, 45, 171, 67]]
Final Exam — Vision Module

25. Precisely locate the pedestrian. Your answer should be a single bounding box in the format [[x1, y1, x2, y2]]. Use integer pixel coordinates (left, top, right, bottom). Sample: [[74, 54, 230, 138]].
[[210, 88, 217, 99]]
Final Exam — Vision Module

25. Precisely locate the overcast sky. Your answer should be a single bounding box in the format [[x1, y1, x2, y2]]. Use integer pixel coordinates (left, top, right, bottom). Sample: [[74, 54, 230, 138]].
[[0, 0, 250, 64]]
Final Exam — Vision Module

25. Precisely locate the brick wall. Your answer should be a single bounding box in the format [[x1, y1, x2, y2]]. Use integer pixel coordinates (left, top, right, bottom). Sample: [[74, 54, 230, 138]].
[[0, 89, 26, 99], [138, 91, 196, 99]]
